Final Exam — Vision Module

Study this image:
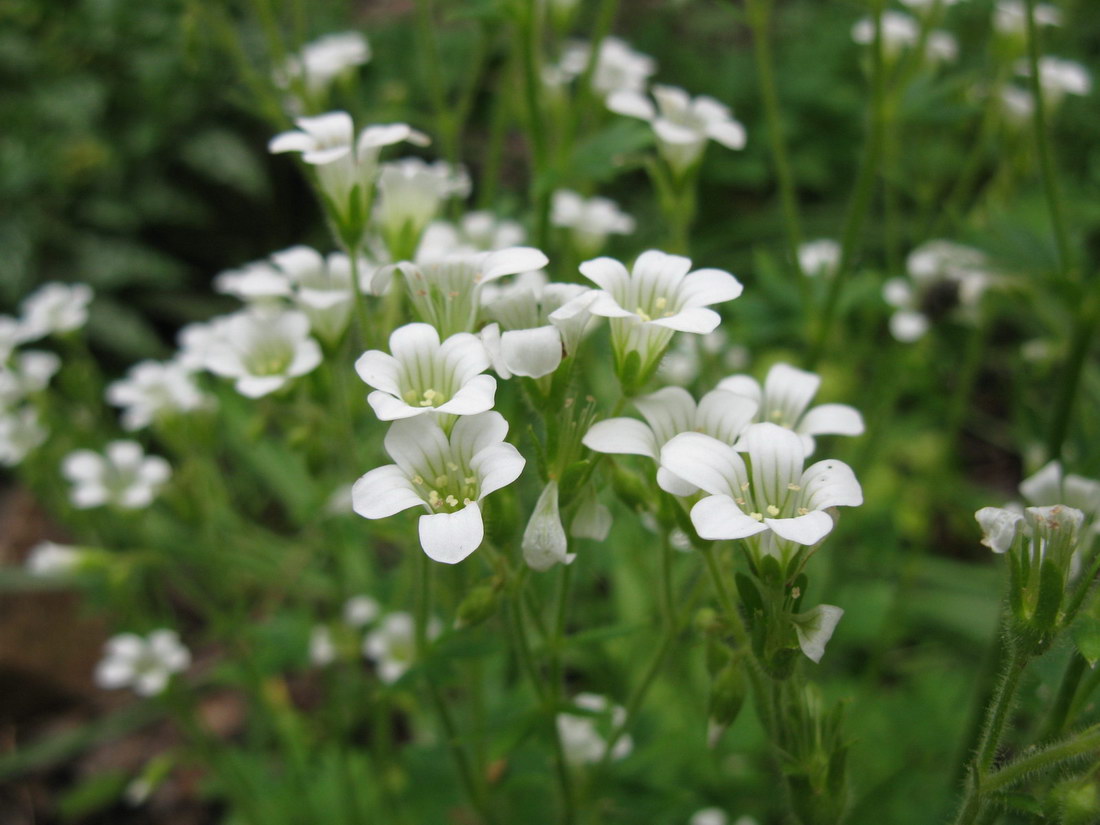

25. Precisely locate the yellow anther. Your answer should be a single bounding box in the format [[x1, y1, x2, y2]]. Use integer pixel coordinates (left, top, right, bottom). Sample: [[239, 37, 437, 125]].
[[447, 462, 459, 471], [735, 497, 746, 506], [787, 483, 801, 491], [435, 475, 449, 487], [412, 475, 424, 485], [463, 497, 473, 505], [654, 296, 668, 310], [464, 476, 477, 485], [766, 504, 780, 516], [445, 494, 459, 507], [797, 507, 809, 516], [741, 482, 750, 491], [635, 307, 652, 322], [750, 512, 764, 521]]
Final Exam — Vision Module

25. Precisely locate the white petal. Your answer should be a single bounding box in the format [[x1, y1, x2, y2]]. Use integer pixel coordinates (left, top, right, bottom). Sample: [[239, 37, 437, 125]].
[[449, 411, 510, 465], [706, 119, 747, 149], [571, 493, 612, 541], [95, 658, 135, 690], [799, 458, 863, 510], [355, 350, 402, 395], [1019, 461, 1062, 506], [763, 363, 820, 426], [352, 465, 424, 518], [678, 268, 743, 308], [799, 404, 865, 437], [479, 323, 511, 380], [419, 503, 484, 563], [501, 326, 563, 378], [691, 494, 769, 540], [660, 432, 748, 497], [634, 386, 697, 445], [656, 467, 698, 497], [715, 374, 762, 404], [471, 442, 525, 497], [268, 130, 315, 154], [583, 418, 658, 459], [651, 307, 721, 333], [741, 423, 805, 504], [62, 450, 104, 482], [523, 481, 573, 572], [607, 89, 656, 120], [389, 322, 441, 359], [482, 247, 550, 280], [695, 390, 758, 443], [890, 310, 928, 342], [764, 510, 834, 545], [368, 391, 425, 421], [793, 604, 843, 664], [288, 338, 323, 377], [975, 507, 1024, 554], [578, 257, 631, 294], [237, 375, 288, 398], [436, 374, 497, 415]]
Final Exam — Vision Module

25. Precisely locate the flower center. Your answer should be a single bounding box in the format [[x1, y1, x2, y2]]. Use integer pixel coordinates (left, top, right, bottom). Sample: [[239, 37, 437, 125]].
[[411, 464, 479, 513]]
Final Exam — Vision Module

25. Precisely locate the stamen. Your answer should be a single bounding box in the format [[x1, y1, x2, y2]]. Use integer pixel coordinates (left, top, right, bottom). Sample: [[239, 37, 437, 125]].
[[634, 307, 652, 322], [750, 512, 763, 521], [766, 504, 780, 516], [787, 483, 801, 491]]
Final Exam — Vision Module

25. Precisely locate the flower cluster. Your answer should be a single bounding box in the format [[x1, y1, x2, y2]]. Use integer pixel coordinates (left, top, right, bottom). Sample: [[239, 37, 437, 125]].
[[96, 629, 191, 697]]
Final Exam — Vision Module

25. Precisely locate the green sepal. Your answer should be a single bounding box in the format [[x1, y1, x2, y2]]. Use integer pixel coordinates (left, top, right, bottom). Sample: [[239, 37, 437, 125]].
[[1033, 557, 1066, 635]]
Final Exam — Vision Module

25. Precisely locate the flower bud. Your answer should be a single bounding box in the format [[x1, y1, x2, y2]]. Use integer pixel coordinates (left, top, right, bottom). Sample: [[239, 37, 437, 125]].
[[522, 481, 576, 572], [707, 657, 748, 747], [454, 582, 503, 629]]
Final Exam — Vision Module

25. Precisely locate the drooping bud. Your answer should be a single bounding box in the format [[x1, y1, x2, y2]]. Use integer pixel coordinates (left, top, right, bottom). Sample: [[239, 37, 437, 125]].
[[522, 481, 576, 572], [570, 488, 612, 541], [791, 604, 844, 664], [454, 581, 503, 629]]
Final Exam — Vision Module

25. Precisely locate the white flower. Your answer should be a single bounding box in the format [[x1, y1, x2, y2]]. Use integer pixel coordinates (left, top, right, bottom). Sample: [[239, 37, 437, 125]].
[[417, 212, 527, 262], [998, 85, 1035, 126], [556, 693, 632, 765], [570, 488, 612, 541], [791, 604, 844, 663], [62, 440, 171, 510], [608, 85, 746, 174], [271, 245, 372, 344], [107, 360, 210, 431], [1019, 461, 1100, 530], [657, 329, 748, 386], [574, 250, 743, 385], [343, 595, 381, 627], [0, 407, 47, 466], [352, 412, 525, 563], [278, 31, 371, 97], [376, 159, 471, 258], [559, 37, 656, 98], [0, 350, 61, 407], [976, 506, 1025, 553], [213, 261, 292, 304], [925, 31, 958, 64], [176, 319, 228, 372], [551, 190, 635, 257], [19, 282, 93, 340], [203, 307, 322, 398], [1016, 57, 1092, 104], [481, 273, 597, 379], [374, 246, 548, 337], [717, 363, 864, 456], [691, 809, 729, 825], [309, 625, 337, 666], [95, 630, 191, 697], [269, 112, 429, 234], [0, 315, 30, 362], [798, 239, 841, 278], [661, 423, 862, 569], [363, 612, 441, 683], [995, 1, 1062, 37], [26, 541, 84, 576], [851, 12, 919, 56], [900, 0, 962, 9], [583, 385, 759, 495], [523, 480, 575, 572], [356, 323, 496, 421]]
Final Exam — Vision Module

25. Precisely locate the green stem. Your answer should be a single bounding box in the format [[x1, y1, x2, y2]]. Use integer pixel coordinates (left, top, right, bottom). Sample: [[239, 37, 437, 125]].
[[984, 724, 1100, 794], [415, 0, 457, 163], [1045, 287, 1100, 461], [1023, 0, 1072, 278], [805, 0, 887, 369], [744, 0, 805, 284], [1038, 652, 1088, 742], [345, 245, 371, 345], [517, 0, 551, 247], [945, 313, 991, 449]]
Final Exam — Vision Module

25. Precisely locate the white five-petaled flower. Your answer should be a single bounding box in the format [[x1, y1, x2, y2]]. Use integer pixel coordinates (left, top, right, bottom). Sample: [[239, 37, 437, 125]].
[[798, 239, 842, 278], [717, 363, 864, 456], [374, 247, 549, 337], [277, 31, 371, 97], [480, 272, 597, 379], [556, 693, 633, 766], [96, 630, 191, 697], [551, 190, 635, 257], [1015, 57, 1092, 105], [608, 85, 746, 175], [363, 612, 442, 683], [271, 245, 372, 344], [583, 385, 759, 496], [573, 250, 742, 385], [352, 411, 525, 563], [0, 407, 47, 466], [203, 307, 322, 398], [62, 441, 172, 510], [558, 37, 656, 98], [994, 1, 1062, 37], [107, 360, 210, 431], [268, 112, 429, 234], [356, 323, 496, 421], [376, 159, 472, 259], [851, 12, 919, 57], [19, 282, 93, 340], [660, 423, 863, 568]]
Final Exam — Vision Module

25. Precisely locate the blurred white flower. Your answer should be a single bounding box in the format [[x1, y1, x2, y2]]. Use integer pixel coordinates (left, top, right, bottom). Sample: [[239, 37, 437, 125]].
[[556, 693, 632, 765], [523, 480, 575, 572], [0, 407, 47, 466], [213, 261, 292, 304], [176, 319, 229, 372], [1019, 461, 1100, 529], [576, 250, 743, 384], [277, 31, 371, 97], [356, 323, 497, 421], [375, 247, 548, 337], [203, 307, 322, 398], [62, 441, 171, 510], [570, 488, 612, 541], [269, 112, 429, 234], [0, 315, 30, 362], [0, 350, 61, 407], [376, 159, 471, 259], [352, 412, 525, 563], [95, 630, 191, 697], [1016, 57, 1092, 104], [997, 85, 1035, 126], [851, 12, 919, 57], [551, 190, 635, 257], [798, 239, 841, 278], [717, 362, 864, 456], [661, 423, 862, 569], [271, 245, 372, 344], [309, 625, 337, 666], [26, 541, 84, 576], [925, 31, 958, 64], [107, 360, 210, 431], [608, 85, 746, 174], [584, 385, 759, 495], [900, 0, 961, 9], [343, 595, 381, 627], [363, 612, 441, 683], [994, 1, 1062, 37], [559, 37, 656, 98], [690, 808, 729, 825], [418, 212, 528, 261], [19, 282, 93, 340]]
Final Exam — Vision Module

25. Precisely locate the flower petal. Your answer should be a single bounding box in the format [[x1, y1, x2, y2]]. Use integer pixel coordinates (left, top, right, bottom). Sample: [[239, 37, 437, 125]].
[[695, 390, 758, 443], [660, 432, 748, 497], [651, 307, 721, 333], [579, 257, 631, 295], [799, 403, 865, 437], [793, 604, 843, 664], [436, 374, 497, 415], [678, 268, 743, 308], [449, 411, 510, 465], [741, 422, 805, 504], [471, 442, 525, 497], [419, 502, 484, 563], [352, 465, 424, 518], [764, 510, 834, 545], [690, 494, 769, 540], [355, 350, 402, 395], [800, 458, 863, 510], [763, 363, 820, 426], [607, 89, 656, 120], [501, 326, 563, 378], [634, 386, 696, 445], [583, 418, 658, 459]]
